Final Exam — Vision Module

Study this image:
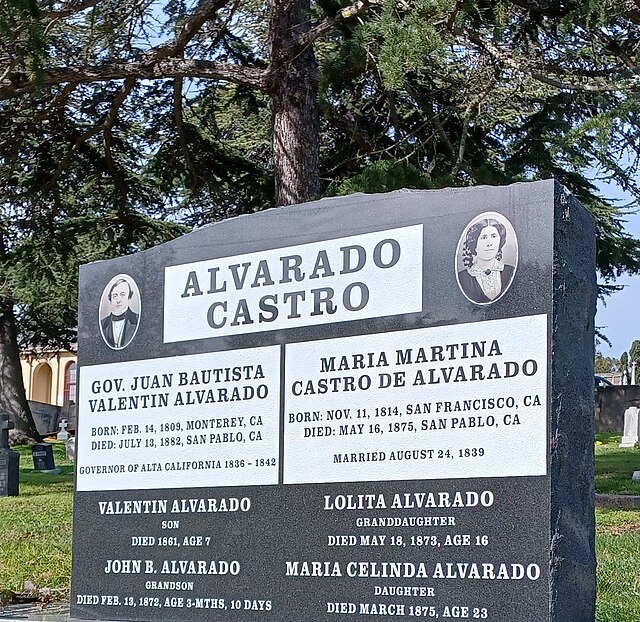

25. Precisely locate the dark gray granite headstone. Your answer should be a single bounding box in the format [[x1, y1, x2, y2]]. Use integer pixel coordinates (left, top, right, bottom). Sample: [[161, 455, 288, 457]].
[[0, 414, 19, 496], [31, 443, 56, 471], [70, 181, 596, 622]]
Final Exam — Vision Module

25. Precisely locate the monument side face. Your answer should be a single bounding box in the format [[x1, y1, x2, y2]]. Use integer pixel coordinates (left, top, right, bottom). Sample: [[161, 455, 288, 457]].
[[70, 180, 596, 622], [550, 185, 597, 621]]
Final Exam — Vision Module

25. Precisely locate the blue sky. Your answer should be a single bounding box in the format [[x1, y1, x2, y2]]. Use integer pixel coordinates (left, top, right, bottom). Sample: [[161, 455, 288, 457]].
[[595, 180, 639, 360]]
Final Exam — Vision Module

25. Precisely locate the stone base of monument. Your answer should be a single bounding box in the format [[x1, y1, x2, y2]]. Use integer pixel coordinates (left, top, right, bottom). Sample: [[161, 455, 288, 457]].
[[0, 601, 70, 621], [620, 406, 640, 447], [620, 439, 639, 448], [596, 493, 640, 509]]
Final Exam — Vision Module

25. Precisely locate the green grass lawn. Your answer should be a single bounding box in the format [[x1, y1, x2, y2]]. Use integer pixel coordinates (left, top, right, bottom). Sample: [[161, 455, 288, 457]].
[[596, 508, 640, 622], [0, 442, 74, 601], [0, 439, 639, 620], [595, 433, 640, 495], [594, 435, 640, 621]]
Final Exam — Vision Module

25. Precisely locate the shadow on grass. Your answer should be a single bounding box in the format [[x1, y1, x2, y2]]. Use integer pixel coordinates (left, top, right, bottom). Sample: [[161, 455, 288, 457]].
[[595, 432, 622, 445], [18, 470, 75, 497], [9, 442, 75, 496]]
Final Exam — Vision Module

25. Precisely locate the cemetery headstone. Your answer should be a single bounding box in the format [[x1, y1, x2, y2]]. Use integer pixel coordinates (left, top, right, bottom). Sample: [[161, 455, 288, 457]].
[[31, 443, 56, 471], [66, 436, 76, 462], [0, 414, 19, 496], [620, 407, 640, 447], [71, 180, 596, 622], [57, 418, 69, 441]]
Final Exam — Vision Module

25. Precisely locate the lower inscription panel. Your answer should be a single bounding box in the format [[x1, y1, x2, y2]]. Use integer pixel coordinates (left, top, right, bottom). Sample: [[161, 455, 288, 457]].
[[71, 478, 548, 622]]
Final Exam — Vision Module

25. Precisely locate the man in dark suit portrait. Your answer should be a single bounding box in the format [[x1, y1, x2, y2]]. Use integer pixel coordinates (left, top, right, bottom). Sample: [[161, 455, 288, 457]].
[[101, 278, 139, 349]]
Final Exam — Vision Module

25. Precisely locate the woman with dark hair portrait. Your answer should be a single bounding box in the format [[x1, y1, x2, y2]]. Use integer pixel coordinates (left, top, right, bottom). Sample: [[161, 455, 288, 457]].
[[457, 217, 516, 304]]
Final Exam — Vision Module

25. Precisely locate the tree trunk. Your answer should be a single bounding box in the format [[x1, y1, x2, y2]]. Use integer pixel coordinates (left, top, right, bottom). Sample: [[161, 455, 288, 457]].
[[0, 300, 42, 444], [268, 0, 320, 206]]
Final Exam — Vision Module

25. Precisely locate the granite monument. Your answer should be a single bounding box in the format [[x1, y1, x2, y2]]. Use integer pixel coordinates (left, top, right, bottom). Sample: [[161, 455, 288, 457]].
[[71, 180, 597, 622]]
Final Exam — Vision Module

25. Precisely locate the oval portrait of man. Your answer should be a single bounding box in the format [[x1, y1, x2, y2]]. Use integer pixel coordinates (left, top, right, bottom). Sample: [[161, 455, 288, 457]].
[[99, 274, 141, 350], [455, 212, 518, 306]]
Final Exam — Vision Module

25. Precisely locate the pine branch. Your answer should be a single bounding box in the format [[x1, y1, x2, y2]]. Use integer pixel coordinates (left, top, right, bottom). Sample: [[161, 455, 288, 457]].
[[40, 0, 101, 19], [0, 0, 262, 100], [403, 82, 456, 159], [589, 26, 638, 71], [452, 73, 496, 179], [0, 58, 267, 99], [147, 0, 234, 59], [324, 106, 378, 153], [461, 29, 630, 92], [506, 1, 577, 19], [104, 77, 137, 214], [7, 82, 77, 174], [508, 1, 640, 30], [299, 0, 377, 49], [174, 76, 200, 189], [41, 77, 135, 192]]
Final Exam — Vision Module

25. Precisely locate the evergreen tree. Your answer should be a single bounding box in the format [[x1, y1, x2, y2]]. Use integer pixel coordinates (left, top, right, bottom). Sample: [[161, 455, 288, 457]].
[[0, 167, 185, 442], [629, 340, 640, 383], [1, 0, 640, 437], [317, 0, 640, 286], [594, 351, 619, 375], [620, 351, 629, 384]]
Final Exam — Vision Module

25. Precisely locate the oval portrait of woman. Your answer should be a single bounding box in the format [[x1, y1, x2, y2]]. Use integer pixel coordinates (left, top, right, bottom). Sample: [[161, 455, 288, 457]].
[[455, 212, 518, 305], [99, 274, 141, 350]]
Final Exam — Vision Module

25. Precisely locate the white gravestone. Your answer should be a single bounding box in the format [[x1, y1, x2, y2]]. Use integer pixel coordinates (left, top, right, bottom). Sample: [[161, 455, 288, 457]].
[[57, 418, 69, 441], [620, 407, 640, 447], [65, 436, 75, 462]]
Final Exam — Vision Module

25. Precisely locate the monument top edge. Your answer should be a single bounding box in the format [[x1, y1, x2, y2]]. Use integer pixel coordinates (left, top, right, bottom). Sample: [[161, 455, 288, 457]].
[[81, 179, 561, 271]]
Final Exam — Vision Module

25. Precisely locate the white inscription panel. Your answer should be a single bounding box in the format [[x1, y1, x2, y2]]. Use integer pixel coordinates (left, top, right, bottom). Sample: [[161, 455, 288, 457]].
[[284, 315, 548, 484], [76, 346, 280, 491], [164, 225, 423, 342]]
